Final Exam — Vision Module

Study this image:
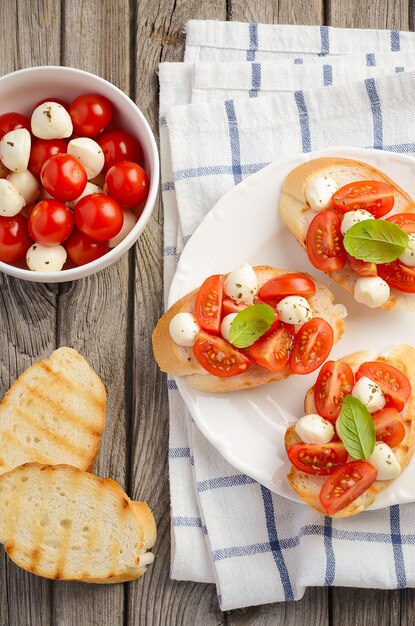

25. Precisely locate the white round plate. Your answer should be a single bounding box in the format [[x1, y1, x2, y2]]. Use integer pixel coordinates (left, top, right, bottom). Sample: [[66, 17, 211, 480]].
[[168, 147, 415, 510]]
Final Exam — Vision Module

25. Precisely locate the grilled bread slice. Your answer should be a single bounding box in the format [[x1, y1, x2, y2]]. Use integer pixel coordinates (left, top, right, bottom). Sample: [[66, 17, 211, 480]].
[[152, 266, 347, 392], [279, 157, 415, 310], [284, 344, 415, 517], [0, 348, 106, 475], [0, 463, 156, 583]]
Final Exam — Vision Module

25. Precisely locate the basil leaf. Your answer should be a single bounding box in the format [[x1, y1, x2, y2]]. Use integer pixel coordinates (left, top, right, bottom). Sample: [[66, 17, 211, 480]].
[[228, 303, 275, 348], [337, 395, 376, 460], [343, 219, 409, 264]]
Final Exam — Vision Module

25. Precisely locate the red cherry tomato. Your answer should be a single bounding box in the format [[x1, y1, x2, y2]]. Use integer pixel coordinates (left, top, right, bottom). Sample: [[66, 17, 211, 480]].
[[29, 138, 68, 179], [287, 442, 348, 476], [332, 181, 394, 218], [193, 330, 251, 377], [105, 161, 149, 209], [289, 318, 334, 375], [97, 130, 144, 173], [69, 93, 113, 138], [372, 407, 406, 448], [0, 112, 31, 140], [41, 154, 87, 202], [319, 461, 378, 515], [64, 229, 109, 266], [378, 260, 415, 293], [74, 193, 123, 241], [222, 297, 248, 315], [28, 200, 74, 246], [314, 360, 355, 422], [386, 213, 415, 234], [195, 275, 223, 334], [0, 214, 32, 263], [306, 210, 346, 271], [347, 254, 377, 277], [258, 272, 316, 302], [249, 322, 294, 372], [356, 361, 411, 412]]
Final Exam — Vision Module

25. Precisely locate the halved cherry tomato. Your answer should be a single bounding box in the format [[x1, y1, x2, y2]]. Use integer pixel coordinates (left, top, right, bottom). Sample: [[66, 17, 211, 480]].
[[372, 407, 406, 448], [222, 297, 248, 315], [320, 461, 378, 515], [195, 275, 223, 334], [386, 213, 415, 234], [193, 330, 251, 377], [378, 260, 415, 293], [250, 322, 294, 372], [332, 181, 394, 218], [288, 442, 348, 476], [314, 360, 354, 422], [289, 318, 334, 375], [347, 254, 377, 277], [0, 214, 32, 263], [258, 272, 316, 302], [356, 361, 411, 412], [306, 210, 346, 271], [0, 112, 31, 140]]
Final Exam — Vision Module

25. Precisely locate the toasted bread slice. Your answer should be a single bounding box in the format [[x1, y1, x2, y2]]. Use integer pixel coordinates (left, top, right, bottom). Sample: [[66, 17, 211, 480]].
[[279, 157, 415, 311], [0, 463, 156, 583], [0, 348, 106, 474], [152, 266, 347, 392], [285, 344, 415, 517]]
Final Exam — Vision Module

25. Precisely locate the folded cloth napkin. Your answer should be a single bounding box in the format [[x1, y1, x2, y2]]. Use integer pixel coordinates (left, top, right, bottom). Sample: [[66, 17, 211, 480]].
[[160, 21, 415, 610]]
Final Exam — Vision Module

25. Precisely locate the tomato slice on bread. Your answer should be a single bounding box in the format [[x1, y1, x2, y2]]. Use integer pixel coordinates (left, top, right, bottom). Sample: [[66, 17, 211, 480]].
[[386, 213, 415, 234], [319, 461, 378, 515], [347, 254, 377, 277], [372, 407, 406, 448], [288, 442, 348, 476], [331, 181, 394, 218], [258, 273, 316, 302], [193, 330, 251, 377], [289, 318, 334, 375], [306, 210, 346, 271], [250, 322, 294, 372], [195, 274, 223, 334], [356, 361, 411, 412], [314, 360, 354, 422], [378, 261, 415, 293], [222, 297, 248, 315]]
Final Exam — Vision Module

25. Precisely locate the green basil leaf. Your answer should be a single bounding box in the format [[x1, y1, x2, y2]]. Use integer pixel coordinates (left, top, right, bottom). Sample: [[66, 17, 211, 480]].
[[343, 219, 409, 264], [228, 303, 275, 348], [337, 395, 376, 460]]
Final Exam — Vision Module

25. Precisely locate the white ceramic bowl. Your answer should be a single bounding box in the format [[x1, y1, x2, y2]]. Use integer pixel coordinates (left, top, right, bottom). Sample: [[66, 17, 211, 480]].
[[0, 66, 159, 283]]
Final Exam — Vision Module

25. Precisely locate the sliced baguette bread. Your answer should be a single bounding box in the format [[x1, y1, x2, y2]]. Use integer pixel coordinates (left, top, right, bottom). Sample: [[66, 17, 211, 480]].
[[284, 344, 415, 517], [0, 348, 106, 475], [0, 463, 156, 583]]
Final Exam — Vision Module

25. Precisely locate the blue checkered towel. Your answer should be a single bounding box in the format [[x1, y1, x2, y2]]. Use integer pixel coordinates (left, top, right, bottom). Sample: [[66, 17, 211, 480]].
[[160, 20, 415, 610]]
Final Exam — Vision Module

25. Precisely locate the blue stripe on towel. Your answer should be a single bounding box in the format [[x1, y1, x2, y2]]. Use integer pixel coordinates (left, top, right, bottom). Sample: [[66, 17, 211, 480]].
[[224, 100, 243, 185], [168, 447, 191, 459], [366, 53, 376, 66], [365, 78, 383, 149], [294, 91, 311, 152], [197, 474, 255, 492], [323, 517, 335, 585], [249, 62, 261, 97], [391, 30, 400, 51], [390, 505, 406, 588], [323, 64, 333, 86], [319, 26, 330, 55], [247, 23, 258, 61], [172, 517, 207, 534]]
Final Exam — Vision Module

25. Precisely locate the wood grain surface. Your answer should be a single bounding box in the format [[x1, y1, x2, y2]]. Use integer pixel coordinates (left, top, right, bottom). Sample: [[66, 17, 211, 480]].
[[0, 0, 414, 625]]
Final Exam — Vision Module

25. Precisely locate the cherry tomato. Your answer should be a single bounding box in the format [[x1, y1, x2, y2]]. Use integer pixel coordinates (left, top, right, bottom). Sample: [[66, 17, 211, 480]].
[[314, 360, 354, 422], [289, 318, 334, 375], [64, 229, 109, 266], [356, 361, 411, 412], [347, 254, 377, 277], [105, 161, 149, 209], [195, 275, 223, 334], [69, 93, 113, 138], [386, 213, 415, 234], [34, 98, 68, 110], [378, 260, 415, 293], [74, 193, 123, 241], [29, 138, 67, 179], [28, 200, 74, 246], [332, 181, 394, 218], [319, 461, 378, 515], [0, 214, 32, 263], [258, 272, 316, 302], [41, 154, 87, 202], [0, 112, 31, 140], [222, 297, 248, 315], [288, 442, 348, 476], [306, 210, 346, 271], [97, 130, 144, 173], [249, 322, 294, 372], [372, 407, 406, 448], [193, 330, 251, 377]]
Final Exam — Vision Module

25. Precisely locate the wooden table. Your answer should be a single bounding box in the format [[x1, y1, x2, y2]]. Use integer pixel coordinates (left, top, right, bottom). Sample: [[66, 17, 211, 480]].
[[0, 0, 412, 624]]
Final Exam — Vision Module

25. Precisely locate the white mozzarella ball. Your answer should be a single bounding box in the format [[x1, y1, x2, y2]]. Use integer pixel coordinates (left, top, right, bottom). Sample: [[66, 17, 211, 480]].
[[0, 129, 31, 173], [0, 162, 9, 179], [399, 233, 415, 267], [224, 263, 258, 303], [340, 209, 374, 235], [67, 182, 103, 209], [31, 102, 73, 139], [277, 295, 312, 324], [294, 414, 335, 444], [7, 170, 40, 205], [0, 179, 26, 216], [220, 313, 238, 343], [354, 276, 390, 308], [351, 376, 386, 413], [368, 442, 401, 480], [108, 210, 137, 248], [305, 176, 338, 212], [67, 137, 105, 179], [169, 312, 200, 347], [26, 243, 67, 272]]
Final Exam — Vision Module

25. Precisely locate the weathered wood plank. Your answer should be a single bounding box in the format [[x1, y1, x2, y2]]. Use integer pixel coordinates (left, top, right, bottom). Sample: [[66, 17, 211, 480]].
[[229, 0, 323, 24], [327, 0, 409, 29]]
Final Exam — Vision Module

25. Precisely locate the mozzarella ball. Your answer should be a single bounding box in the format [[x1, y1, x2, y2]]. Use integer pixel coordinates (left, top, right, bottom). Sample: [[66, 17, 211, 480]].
[[0, 129, 31, 173], [0, 162, 9, 179], [169, 312, 200, 347], [351, 376, 386, 413], [67, 137, 105, 179], [399, 232, 415, 267], [224, 263, 258, 303], [294, 414, 335, 444], [277, 295, 312, 324], [368, 442, 401, 480], [0, 179, 26, 216], [108, 210, 137, 248], [67, 182, 103, 209], [31, 102, 73, 139], [340, 209, 374, 235], [7, 170, 40, 205], [26, 243, 67, 272], [220, 313, 238, 343], [354, 276, 390, 308], [305, 176, 338, 212]]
